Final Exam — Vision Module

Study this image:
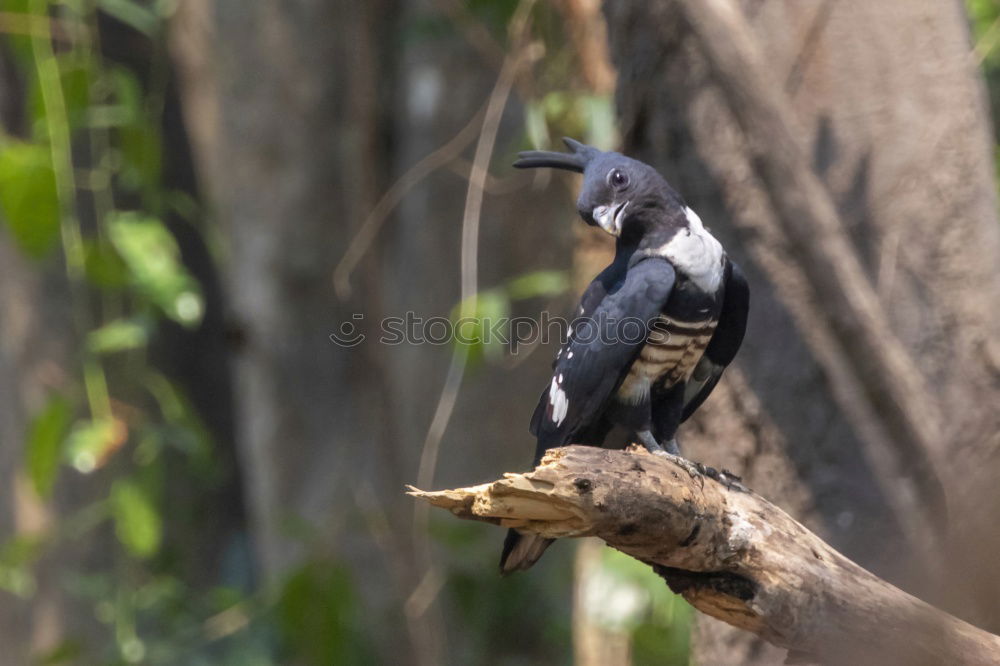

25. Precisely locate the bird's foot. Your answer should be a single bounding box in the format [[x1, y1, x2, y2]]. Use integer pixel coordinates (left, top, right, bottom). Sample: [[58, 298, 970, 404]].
[[665, 458, 747, 490], [670, 454, 704, 480], [692, 463, 748, 492], [633, 431, 748, 491], [636, 430, 666, 455], [712, 467, 749, 492]]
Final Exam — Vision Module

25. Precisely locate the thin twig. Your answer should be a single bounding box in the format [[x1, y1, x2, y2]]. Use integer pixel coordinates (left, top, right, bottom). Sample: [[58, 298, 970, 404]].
[[333, 104, 487, 300], [445, 157, 534, 195], [409, 0, 537, 618]]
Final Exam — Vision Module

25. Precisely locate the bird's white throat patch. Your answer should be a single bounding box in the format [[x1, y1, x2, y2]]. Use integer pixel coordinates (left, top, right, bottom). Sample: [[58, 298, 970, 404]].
[[645, 206, 724, 292]]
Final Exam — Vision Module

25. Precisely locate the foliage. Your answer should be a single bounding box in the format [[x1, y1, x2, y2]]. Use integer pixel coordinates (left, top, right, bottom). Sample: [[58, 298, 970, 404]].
[[433, 516, 574, 665], [969, 0, 1000, 153], [0, 1, 265, 663], [0, 1, 697, 665], [276, 562, 375, 665], [0, 139, 60, 256], [592, 550, 692, 665], [26, 393, 72, 499], [450, 269, 569, 366]]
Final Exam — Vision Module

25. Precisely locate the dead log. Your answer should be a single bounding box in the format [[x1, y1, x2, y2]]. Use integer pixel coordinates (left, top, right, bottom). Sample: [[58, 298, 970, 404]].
[[408, 446, 1000, 665]]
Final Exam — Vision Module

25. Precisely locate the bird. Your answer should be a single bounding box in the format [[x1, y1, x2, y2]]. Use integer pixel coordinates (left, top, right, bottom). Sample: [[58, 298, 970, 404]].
[[500, 138, 750, 574]]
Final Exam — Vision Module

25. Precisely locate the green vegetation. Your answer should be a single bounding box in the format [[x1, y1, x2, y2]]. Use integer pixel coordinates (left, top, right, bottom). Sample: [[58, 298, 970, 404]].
[[0, 1, 261, 663]]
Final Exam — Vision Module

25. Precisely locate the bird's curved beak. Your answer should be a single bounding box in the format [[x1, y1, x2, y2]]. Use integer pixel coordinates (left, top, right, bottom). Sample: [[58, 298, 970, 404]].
[[592, 201, 629, 237]]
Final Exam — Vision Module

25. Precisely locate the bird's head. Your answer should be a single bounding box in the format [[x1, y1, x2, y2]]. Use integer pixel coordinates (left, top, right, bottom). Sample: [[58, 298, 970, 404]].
[[514, 138, 684, 242]]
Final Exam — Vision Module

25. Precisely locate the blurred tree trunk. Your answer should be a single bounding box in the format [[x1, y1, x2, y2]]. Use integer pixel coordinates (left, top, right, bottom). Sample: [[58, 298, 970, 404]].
[[170, 0, 572, 663], [169, 2, 436, 661], [96, 12, 248, 592], [604, 0, 1000, 663], [171, 0, 392, 576]]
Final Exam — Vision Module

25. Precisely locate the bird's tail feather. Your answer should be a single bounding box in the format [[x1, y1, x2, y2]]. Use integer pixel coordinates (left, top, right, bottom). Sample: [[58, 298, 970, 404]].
[[500, 528, 554, 575]]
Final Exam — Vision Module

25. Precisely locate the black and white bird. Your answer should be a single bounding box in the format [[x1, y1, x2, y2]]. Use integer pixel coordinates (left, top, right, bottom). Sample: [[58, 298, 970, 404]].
[[501, 139, 750, 573]]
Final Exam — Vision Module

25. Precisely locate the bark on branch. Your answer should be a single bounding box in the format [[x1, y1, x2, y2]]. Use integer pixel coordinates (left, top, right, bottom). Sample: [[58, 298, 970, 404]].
[[409, 446, 1000, 665]]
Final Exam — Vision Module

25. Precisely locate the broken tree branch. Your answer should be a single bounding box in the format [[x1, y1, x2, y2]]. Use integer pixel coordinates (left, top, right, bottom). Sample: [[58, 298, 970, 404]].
[[409, 446, 1000, 665]]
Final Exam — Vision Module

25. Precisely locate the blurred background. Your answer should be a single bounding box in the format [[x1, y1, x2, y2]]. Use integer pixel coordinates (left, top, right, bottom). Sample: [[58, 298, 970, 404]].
[[1, 0, 1000, 664]]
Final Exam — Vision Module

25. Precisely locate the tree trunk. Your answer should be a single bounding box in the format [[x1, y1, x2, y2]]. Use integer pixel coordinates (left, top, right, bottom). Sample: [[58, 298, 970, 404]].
[[169, 1, 574, 662], [604, 0, 1000, 662]]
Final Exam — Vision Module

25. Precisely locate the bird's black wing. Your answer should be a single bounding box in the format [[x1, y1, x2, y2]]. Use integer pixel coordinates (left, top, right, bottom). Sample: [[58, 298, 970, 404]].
[[530, 257, 677, 454], [526, 260, 622, 449], [547, 260, 621, 370], [680, 259, 750, 421], [502, 260, 629, 575]]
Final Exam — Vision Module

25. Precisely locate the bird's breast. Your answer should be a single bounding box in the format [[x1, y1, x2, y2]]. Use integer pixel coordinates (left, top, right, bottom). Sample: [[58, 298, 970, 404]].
[[616, 315, 717, 404]]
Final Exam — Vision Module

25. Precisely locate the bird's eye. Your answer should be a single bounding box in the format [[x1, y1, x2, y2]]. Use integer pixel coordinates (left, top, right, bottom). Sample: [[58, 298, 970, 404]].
[[607, 169, 629, 189]]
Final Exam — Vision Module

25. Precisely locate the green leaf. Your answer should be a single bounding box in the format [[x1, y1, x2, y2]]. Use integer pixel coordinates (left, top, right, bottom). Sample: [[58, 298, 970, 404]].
[[506, 270, 570, 300], [118, 122, 162, 192], [451, 288, 510, 364], [110, 479, 162, 559], [278, 562, 375, 665], [28, 57, 93, 136], [25, 394, 71, 499], [534, 91, 619, 152], [0, 534, 44, 598], [83, 239, 130, 288], [582, 95, 618, 152], [107, 212, 204, 327], [87, 318, 149, 354], [82, 66, 144, 131], [524, 100, 550, 150], [108, 67, 163, 192], [65, 418, 126, 473], [0, 141, 61, 258], [144, 372, 213, 469]]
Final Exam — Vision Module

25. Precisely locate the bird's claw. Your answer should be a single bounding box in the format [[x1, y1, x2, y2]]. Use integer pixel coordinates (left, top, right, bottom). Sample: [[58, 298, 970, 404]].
[[714, 468, 749, 492], [674, 455, 703, 480], [649, 450, 703, 480], [652, 453, 750, 492]]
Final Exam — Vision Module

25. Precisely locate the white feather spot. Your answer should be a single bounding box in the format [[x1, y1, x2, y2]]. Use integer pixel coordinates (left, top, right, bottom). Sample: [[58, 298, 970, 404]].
[[567, 351, 573, 359], [548, 377, 569, 426], [558, 373, 564, 383]]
